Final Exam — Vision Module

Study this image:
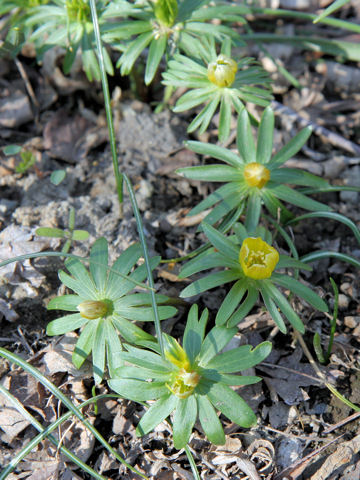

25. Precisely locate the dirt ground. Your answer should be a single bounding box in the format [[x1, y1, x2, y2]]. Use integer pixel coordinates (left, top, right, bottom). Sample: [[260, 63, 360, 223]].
[[1, 4, 360, 479]]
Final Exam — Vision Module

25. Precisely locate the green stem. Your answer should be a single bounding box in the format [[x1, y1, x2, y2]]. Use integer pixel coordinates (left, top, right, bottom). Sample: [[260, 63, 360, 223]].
[[123, 174, 164, 357], [89, 0, 123, 213], [0, 389, 119, 480], [185, 445, 201, 480], [326, 278, 339, 362], [0, 347, 148, 479]]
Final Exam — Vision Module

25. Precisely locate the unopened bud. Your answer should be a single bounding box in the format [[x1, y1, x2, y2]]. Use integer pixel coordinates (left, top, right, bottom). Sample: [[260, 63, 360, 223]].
[[207, 54, 237, 87], [77, 300, 108, 319]]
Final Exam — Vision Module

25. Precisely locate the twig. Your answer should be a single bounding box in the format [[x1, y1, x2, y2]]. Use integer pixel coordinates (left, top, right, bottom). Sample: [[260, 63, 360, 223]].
[[322, 411, 360, 434], [14, 57, 40, 110], [271, 100, 360, 156]]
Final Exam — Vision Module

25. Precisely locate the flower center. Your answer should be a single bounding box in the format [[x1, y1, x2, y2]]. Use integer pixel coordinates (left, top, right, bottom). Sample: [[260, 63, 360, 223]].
[[77, 300, 111, 319], [207, 54, 238, 88], [239, 237, 279, 280], [243, 162, 270, 189], [167, 368, 201, 399]]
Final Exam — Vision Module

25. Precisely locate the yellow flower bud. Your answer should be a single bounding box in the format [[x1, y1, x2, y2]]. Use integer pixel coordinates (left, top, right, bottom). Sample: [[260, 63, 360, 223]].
[[243, 162, 270, 189], [163, 334, 191, 371], [239, 237, 279, 280], [207, 54, 238, 87], [77, 300, 108, 319]]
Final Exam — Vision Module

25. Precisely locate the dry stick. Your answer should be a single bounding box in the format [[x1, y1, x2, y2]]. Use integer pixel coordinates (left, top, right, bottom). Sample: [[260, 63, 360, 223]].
[[271, 100, 360, 156], [323, 410, 360, 434], [14, 57, 40, 109]]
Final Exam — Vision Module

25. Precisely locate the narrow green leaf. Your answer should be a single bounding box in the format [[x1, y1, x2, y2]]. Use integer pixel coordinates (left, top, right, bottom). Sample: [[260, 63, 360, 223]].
[[119, 31, 153, 74], [105, 321, 123, 377], [286, 212, 360, 247], [206, 342, 272, 373], [145, 35, 167, 85], [215, 280, 247, 326], [180, 270, 240, 298], [36, 227, 65, 238], [118, 345, 171, 372], [109, 379, 168, 401], [218, 96, 232, 142], [93, 320, 107, 383], [62, 260, 96, 298], [136, 394, 177, 436], [244, 193, 262, 234], [270, 126, 312, 167], [270, 168, 329, 188], [106, 243, 142, 298], [313, 0, 350, 23], [185, 140, 244, 168], [112, 315, 155, 345], [173, 396, 197, 449], [72, 230, 90, 241], [197, 394, 225, 445], [265, 282, 305, 333], [73, 320, 98, 369], [270, 184, 331, 212], [237, 109, 256, 164], [187, 95, 221, 134], [256, 106, 274, 164], [46, 313, 87, 336], [227, 289, 259, 328], [47, 294, 82, 311], [260, 285, 287, 333], [272, 273, 328, 312], [276, 256, 312, 271], [90, 237, 108, 294], [177, 164, 241, 182], [199, 326, 237, 366], [301, 251, 360, 269], [189, 183, 244, 216], [207, 382, 257, 427], [202, 222, 239, 261], [183, 305, 208, 364]]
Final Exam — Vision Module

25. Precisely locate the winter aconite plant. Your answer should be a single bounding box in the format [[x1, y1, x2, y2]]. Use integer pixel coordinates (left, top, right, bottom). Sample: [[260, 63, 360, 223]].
[[47, 238, 176, 383], [163, 37, 272, 141], [177, 106, 332, 230], [105, 0, 245, 85], [179, 223, 328, 333], [109, 305, 272, 448]]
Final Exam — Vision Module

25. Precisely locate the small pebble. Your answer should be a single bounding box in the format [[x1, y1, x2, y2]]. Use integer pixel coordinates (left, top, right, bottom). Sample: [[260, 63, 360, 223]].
[[344, 316, 357, 329], [338, 293, 350, 310]]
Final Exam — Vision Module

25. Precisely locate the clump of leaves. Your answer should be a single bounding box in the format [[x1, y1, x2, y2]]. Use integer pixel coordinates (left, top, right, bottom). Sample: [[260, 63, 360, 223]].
[[109, 305, 272, 448], [177, 107, 331, 230], [163, 37, 272, 141], [47, 238, 177, 383], [16, 0, 113, 81], [179, 223, 328, 333], [104, 0, 245, 85], [36, 207, 89, 254]]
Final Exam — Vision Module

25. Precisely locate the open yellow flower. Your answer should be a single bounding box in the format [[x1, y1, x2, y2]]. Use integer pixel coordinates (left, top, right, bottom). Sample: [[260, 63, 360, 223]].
[[207, 54, 238, 87], [240, 237, 279, 280]]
